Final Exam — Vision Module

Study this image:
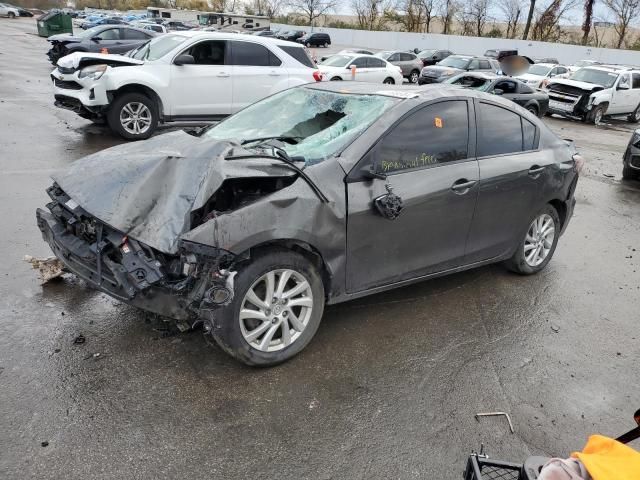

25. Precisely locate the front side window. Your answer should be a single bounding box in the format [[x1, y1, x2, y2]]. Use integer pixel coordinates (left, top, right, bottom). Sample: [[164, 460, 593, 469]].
[[351, 57, 368, 68], [373, 101, 470, 174], [479, 60, 490, 69], [478, 102, 530, 157], [493, 80, 517, 94], [182, 40, 227, 65], [204, 88, 398, 166], [230, 41, 280, 66], [97, 28, 120, 40]]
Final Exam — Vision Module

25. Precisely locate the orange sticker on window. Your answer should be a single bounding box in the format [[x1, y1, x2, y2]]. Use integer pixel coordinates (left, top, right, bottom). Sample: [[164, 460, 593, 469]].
[[434, 117, 443, 128]]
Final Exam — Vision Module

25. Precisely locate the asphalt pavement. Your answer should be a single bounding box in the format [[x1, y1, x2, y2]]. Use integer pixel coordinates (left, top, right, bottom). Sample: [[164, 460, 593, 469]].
[[1, 18, 639, 480]]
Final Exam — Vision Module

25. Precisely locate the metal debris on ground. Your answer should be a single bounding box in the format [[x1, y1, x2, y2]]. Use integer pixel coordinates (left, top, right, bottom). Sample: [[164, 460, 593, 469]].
[[24, 255, 66, 284], [475, 412, 515, 433], [73, 334, 85, 345]]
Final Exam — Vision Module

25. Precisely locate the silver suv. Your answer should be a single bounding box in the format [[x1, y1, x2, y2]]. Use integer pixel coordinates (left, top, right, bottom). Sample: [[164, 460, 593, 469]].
[[375, 50, 423, 83]]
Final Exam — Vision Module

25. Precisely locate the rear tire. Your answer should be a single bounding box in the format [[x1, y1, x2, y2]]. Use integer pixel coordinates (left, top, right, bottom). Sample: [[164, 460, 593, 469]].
[[627, 104, 640, 123], [211, 248, 325, 366], [505, 204, 560, 275], [107, 92, 158, 141], [526, 104, 539, 117], [323, 42, 328, 47], [8, 11, 15, 18], [383, 77, 395, 84], [330, 76, 342, 81], [409, 70, 419, 84]]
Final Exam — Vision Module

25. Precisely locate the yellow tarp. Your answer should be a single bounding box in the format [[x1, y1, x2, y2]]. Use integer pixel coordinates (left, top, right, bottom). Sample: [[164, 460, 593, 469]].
[[572, 435, 640, 480]]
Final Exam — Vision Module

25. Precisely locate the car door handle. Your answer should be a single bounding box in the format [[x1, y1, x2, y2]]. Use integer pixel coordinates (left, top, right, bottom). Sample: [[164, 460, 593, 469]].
[[528, 165, 546, 176], [451, 179, 477, 193], [217, 72, 230, 78], [268, 70, 281, 76]]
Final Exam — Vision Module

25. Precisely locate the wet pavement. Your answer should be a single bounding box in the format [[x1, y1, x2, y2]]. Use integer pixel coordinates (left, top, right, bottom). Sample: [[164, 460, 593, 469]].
[[1, 18, 639, 480]]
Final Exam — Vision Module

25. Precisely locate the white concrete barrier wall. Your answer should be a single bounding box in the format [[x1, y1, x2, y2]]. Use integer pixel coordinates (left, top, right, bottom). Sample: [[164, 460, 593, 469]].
[[272, 23, 640, 66]]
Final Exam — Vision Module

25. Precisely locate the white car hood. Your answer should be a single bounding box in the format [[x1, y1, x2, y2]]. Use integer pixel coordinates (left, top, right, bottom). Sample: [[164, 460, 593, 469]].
[[57, 52, 144, 70], [517, 73, 543, 81], [547, 78, 603, 91]]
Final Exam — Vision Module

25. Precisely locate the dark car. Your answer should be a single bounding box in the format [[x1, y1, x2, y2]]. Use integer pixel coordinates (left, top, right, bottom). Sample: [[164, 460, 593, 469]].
[[278, 30, 305, 41], [36, 83, 580, 366], [81, 17, 127, 30], [163, 20, 193, 31], [46, 25, 155, 65], [446, 72, 549, 117], [535, 57, 560, 64], [484, 49, 518, 61], [417, 49, 453, 66], [418, 55, 499, 84], [623, 130, 640, 179], [253, 30, 275, 36], [297, 32, 331, 47]]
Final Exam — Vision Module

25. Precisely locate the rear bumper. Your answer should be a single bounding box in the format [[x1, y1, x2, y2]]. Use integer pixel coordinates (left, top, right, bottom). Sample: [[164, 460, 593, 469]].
[[36, 208, 192, 320]]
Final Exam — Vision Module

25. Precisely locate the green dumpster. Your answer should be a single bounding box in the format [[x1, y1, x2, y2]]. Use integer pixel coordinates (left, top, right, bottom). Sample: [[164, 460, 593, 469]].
[[37, 11, 73, 38]]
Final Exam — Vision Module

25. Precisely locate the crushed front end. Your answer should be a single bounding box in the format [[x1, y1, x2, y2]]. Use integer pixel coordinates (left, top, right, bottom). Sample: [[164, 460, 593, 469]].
[[36, 184, 236, 322]]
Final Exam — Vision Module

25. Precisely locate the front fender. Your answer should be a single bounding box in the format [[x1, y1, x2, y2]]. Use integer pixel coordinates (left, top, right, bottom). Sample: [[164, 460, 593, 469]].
[[104, 66, 170, 111]]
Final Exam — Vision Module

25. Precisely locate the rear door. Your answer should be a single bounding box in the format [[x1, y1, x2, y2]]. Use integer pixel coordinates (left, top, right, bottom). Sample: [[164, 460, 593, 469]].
[[346, 99, 479, 292], [229, 40, 285, 112], [464, 100, 553, 263], [367, 57, 390, 82], [169, 39, 233, 116]]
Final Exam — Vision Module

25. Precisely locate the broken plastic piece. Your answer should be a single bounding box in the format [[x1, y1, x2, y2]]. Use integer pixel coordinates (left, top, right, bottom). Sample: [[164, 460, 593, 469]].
[[24, 255, 66, 284], [475, 411, 515, 433]]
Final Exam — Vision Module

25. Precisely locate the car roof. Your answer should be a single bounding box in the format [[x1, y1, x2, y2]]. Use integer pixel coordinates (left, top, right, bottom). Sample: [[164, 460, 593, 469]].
[[166, 30, 308, 47]]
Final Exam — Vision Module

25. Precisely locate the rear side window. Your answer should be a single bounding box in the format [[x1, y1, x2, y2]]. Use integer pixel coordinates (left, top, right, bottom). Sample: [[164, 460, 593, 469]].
[[479, 60, 490, 69], [230, 41, 281, 66], [375, 100, 470, 174], [478, 102, 537, 156], [279, 45, 314, 68], [123, 29, 149, 40]]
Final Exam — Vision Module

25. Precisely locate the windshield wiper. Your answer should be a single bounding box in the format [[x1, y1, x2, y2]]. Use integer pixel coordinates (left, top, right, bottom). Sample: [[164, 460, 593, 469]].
[[241, 136, 302, 145], [225, 152, 328, 203]]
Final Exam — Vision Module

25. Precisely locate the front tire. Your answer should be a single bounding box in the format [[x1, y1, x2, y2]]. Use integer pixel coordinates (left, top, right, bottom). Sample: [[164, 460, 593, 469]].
[[587, 104, 606, 125], [211, 248, 325, 366], [8, 11, 15, 18], [505, 204, 560, 275], [526, 104, 539, 117], [383, 77, 395, 84], [409, 70, 419, 84], [107, 92, 158, 140]]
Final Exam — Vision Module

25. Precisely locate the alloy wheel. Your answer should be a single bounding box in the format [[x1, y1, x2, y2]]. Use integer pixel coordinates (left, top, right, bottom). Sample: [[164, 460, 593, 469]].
[[524, 213, 555, 267], [410, 72, 419, 83], [239, 269, 314, 353], [119, 102, 152, 136]]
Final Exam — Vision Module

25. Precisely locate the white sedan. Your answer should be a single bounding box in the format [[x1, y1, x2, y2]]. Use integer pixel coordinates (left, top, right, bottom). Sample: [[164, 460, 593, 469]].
[[516, 63, 570, 88], [318, 54, 404, 84]]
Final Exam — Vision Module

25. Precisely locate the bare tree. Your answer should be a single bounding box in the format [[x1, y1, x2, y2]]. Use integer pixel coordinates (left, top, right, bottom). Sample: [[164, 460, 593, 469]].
[[499, 0, 524, 38], [467, 0, 491, 36], [522, 0, 536, 38], [581, 0, 596, 44], [352, 0, 397, 30], [419, 0, 439, 32], [288, 0, 337, 25], [441, 0, 457, 33], [531, 0, 579, 41], [604, 0, 640, 48], [456, 8, 475, 34]]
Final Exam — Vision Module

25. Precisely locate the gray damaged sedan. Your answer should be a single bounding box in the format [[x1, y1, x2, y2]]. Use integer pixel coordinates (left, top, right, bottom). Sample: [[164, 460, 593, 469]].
[[36, 83, 582, 366]]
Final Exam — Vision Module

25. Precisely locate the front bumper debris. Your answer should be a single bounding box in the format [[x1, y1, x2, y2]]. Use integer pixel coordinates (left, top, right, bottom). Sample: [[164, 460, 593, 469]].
[[36, 184, 236, 321]]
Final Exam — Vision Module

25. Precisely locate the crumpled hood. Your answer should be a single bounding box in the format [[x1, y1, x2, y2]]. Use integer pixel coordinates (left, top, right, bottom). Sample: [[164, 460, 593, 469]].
[[52, 131, 296, 254], [547, 78, 602, 91], [57, 52, 144, 69], [422, 65, 462, 76], [48, 33, 81, 43]]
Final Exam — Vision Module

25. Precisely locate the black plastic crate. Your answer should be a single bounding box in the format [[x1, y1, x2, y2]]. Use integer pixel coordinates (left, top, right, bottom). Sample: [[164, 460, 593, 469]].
[[464, 455, 525, 480]]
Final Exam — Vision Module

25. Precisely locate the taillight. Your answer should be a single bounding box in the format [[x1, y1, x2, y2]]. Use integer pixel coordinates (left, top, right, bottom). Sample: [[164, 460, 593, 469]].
[[573, 153, 585, 173], [312, 70, 323, 82]]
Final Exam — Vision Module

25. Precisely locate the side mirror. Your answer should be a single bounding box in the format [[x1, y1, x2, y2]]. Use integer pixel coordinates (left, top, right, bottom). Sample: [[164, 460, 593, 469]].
[[493, 88, 504, 95], [362, 164, 387, 180], [174, 54, 195, 66], [618, 82, 630, 90], [91, 36, 102, 42]]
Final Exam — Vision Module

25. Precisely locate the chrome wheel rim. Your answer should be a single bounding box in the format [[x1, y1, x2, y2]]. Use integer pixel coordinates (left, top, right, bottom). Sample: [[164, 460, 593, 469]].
[[410, 72, 418, 83], [120, 102, 152, 135], [524, 213, 555, 267], [239, 269, 314, 353]]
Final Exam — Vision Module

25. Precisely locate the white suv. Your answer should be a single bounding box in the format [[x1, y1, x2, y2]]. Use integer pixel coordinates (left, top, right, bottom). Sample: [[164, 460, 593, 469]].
[[51, 31, 322, 139], [0, 3, 20, 18]]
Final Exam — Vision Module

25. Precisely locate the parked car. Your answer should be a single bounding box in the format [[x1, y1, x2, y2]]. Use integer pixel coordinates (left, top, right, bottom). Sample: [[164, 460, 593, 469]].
[[0, 2, 20, 18], [418, 55, 499, 84], [417, 49, 453, 67], [2, 2, 33, 16], [566, 59, 601, 73], [253, 30, 275, 37], [317, 54, 403, 84], [319, 48, 373, 63], [446, 72, 549, 116], [163, 20, 193, 31], [46, 25, 155, 65], [484, 49, 518, 61], [297, 32, 331, 48], [534, 57, 559, 64], [622, 130, 640, 179], [278, 30, 305, 41], [546, 65, 640, 124], [36, 82, 581, 366], [374, 50, 423, 83], [51, 31, 322, 139], [81, 17, 128, 30], [516, 63, 570, 88], [141, 23, 167, 34]]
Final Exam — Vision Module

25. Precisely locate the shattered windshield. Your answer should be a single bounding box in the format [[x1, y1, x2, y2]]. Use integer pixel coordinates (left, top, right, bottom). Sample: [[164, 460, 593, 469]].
[[438, 56, 470, 69], [130, 34, 186, 61], [204, 87, 398, 166], [571, 68, 618, 88], [446, 74, 491, 91]]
